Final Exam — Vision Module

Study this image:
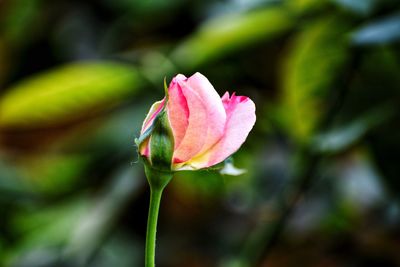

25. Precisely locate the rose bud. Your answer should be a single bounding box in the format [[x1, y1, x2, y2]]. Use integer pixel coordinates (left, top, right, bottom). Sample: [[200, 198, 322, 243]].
[[137, 72, 256, 172]]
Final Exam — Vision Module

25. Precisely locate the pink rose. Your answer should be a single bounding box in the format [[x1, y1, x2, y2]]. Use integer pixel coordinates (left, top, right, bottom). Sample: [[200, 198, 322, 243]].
[[139, 72, 256, 171]]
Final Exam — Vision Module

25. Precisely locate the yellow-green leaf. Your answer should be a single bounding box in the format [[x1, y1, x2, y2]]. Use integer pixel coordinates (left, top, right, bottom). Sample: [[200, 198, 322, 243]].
[[279, 17, 350, 143], [171, 7, 294, 69], [0, 61, 144, 129]]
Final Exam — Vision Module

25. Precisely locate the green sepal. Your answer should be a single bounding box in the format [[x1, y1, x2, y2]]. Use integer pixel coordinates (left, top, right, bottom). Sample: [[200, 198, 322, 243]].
[[144, 165, 173, 191], [148, 110, 174, 172]]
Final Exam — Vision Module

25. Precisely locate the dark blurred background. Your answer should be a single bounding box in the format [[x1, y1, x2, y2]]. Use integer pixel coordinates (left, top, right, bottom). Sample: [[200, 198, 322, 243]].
[[1, 0, 400, 266]]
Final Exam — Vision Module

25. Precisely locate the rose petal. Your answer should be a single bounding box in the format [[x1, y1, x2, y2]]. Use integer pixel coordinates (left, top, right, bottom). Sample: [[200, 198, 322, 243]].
[[173, 84, 208, 163], [186, 72, 226, 154], [181, 92, 256, 169], [167, 75, 189, 149], [141, 99, 165, 134]]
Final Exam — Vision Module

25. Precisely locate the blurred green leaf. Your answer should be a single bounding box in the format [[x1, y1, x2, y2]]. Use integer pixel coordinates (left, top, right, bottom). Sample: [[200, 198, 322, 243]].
[[171, 7, 294, 69], [279, 16, 350, 143], [21, 154, 91, 194], [0, 61, 144, 129], [5, 197, 89, 265], [352, 13, 400, 45]]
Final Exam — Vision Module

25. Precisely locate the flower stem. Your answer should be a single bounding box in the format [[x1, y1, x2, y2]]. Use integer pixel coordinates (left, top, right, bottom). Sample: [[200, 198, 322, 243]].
[[144, 166, 173, 267], [145, 187, 163, 267]]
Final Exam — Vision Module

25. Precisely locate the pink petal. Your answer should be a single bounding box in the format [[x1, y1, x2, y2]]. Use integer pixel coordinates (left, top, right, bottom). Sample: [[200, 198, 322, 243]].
[[173, 84, 208, 163], [181, 92, 256, 169], [141, 99, 165, 134], [186, 73, 226, 154], [167, 75, 189, 149]]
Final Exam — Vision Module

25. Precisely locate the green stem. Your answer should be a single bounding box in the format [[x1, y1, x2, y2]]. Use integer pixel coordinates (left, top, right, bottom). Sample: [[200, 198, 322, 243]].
[[145, 187, 163, 267], [144, 166, 173, 267]]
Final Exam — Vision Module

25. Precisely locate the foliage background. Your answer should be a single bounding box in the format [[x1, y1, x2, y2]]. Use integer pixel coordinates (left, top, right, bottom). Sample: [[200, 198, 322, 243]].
[[0, 0, 400, 266]]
